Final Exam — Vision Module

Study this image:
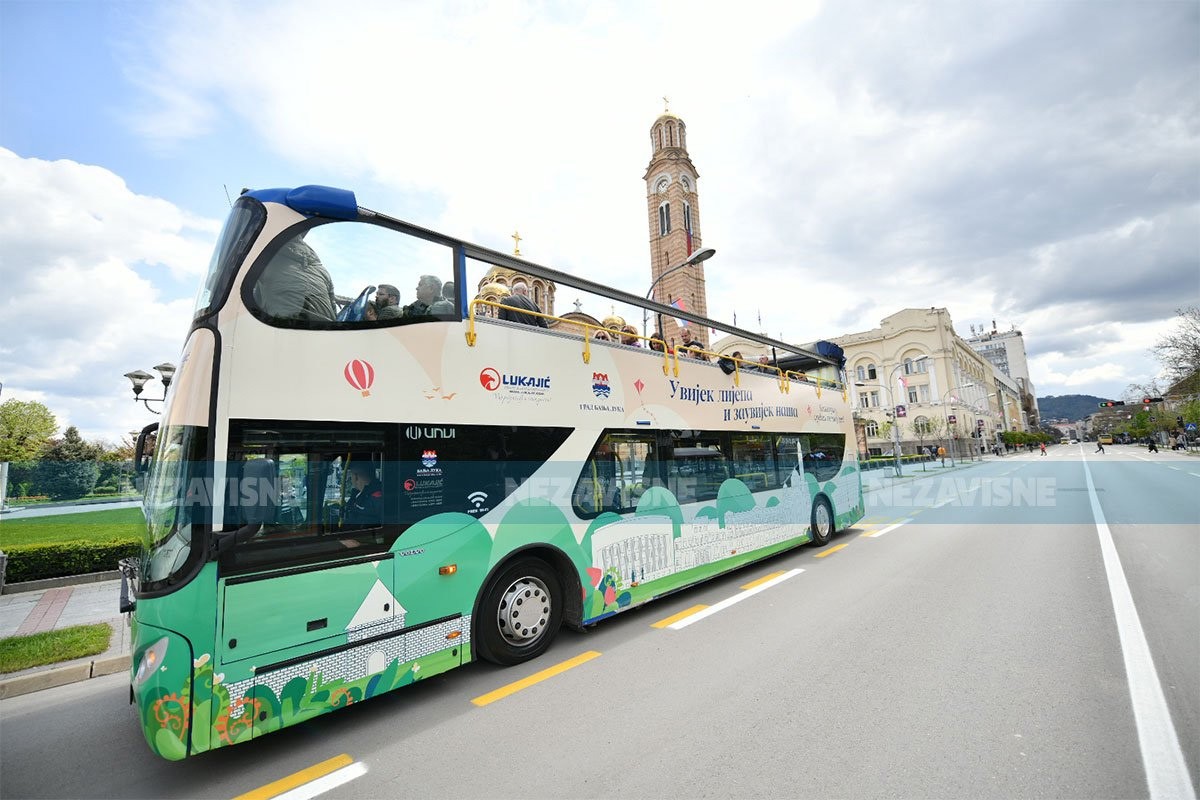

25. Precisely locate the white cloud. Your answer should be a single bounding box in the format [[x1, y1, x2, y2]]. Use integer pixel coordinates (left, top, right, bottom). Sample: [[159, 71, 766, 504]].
[[0, 149, 218, 441]]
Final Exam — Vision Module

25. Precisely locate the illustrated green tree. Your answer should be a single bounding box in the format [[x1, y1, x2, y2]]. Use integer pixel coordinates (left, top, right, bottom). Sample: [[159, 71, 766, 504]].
[[33, 426, 104, 500], [0, 399, 58, 462]]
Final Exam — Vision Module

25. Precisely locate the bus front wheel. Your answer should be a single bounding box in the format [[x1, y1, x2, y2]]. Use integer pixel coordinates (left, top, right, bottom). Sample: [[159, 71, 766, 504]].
[[477, 558, 563, 666], [810, 496, 834, 547]]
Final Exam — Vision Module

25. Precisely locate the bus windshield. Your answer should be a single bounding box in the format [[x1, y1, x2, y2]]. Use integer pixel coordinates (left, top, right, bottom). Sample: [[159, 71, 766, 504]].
[[141, 424, 208, 588]]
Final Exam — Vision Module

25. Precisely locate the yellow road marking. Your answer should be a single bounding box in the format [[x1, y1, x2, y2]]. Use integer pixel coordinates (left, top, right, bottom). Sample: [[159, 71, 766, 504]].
[[813, 542, 850, 558], [740, 570, 787, 590], [471, 650, 601, 707], [651, 604, 709, 628], [233, 754, 353, 800]]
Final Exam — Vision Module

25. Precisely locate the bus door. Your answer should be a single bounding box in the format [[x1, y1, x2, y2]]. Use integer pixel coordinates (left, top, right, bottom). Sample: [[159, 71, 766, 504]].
[[215, 423, 401, 737]]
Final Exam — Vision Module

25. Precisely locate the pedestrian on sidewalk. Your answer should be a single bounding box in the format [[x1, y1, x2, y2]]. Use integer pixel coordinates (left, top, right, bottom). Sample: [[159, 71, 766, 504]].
[[1095, 440, 1105, 454], [937, 445, 946, 466], [1039, 442, 1046, 456]]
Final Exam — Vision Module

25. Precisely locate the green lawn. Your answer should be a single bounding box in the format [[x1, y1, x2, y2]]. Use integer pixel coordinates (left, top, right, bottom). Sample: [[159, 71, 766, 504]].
[[0, 508, 144, 547], [0, 623, 113, 673]]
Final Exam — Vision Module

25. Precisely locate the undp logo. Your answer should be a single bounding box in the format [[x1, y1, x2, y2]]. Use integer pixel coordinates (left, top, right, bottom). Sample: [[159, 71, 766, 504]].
[[479, 367, 501, 391]]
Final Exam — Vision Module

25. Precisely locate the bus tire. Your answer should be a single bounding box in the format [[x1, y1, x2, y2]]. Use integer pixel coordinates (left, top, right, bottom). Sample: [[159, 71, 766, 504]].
[[476, 558, 563, 666], [810, 495, 834, 547]]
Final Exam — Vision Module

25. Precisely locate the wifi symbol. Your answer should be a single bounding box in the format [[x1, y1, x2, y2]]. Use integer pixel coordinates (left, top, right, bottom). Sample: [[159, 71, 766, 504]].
[[468, 491, 489, 508]]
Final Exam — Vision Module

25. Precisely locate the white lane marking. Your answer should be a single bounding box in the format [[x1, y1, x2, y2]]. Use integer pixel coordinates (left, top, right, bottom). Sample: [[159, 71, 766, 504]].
[[866, 519, 911, 537], [1189, 472, 1200, 479], [1081, 456, 1196, 800], [275, 763, 368, 800], [1167, 466, 1181, 471], [667, 569, 803, 629]]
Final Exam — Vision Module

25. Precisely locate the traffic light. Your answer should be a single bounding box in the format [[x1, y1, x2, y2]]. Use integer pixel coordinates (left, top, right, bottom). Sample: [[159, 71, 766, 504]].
[[1098, 401, 1125, 408], [1142, 397, 1163, 404]]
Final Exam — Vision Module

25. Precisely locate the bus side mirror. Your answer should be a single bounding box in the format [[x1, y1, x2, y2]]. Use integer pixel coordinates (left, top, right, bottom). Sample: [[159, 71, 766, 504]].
[[133, 422, 159, 492]]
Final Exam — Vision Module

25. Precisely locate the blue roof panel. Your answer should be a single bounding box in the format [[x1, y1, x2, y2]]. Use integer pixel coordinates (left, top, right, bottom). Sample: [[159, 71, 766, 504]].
[[243, 185, 358, 220]]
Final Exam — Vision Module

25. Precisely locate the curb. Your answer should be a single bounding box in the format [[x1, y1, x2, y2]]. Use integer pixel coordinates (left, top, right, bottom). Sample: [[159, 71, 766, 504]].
[[0, 654, 130, 700], [1, 571, 122, 595]]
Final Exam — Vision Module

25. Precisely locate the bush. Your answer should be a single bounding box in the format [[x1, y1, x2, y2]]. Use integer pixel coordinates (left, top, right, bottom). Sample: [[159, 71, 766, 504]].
[[2, 540, 141, 583], [33, 460, 100, 501]]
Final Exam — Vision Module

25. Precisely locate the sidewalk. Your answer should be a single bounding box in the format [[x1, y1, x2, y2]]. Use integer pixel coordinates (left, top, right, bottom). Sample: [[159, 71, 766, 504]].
[[0, 578, 130, 699]]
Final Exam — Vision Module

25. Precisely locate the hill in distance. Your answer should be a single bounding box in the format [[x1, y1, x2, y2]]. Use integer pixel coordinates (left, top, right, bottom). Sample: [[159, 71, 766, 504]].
[[1039, 394, 1109, 421]]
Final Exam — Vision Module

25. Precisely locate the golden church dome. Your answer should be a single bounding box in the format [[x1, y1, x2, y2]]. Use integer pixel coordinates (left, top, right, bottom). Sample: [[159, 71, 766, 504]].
[[478, 282, 511, 298], [602, 312, 626, 330]]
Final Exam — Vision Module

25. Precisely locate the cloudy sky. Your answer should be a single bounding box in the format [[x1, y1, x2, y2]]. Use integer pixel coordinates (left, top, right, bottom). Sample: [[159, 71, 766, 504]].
[[1, 0, 1196, 442]]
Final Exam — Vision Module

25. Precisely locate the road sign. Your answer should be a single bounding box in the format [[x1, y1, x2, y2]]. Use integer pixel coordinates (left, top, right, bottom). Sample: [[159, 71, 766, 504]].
[[948, 414, 957, 423], [976, 419, 985, 429], [1188, 423, 1197, 432], [895, 405, 907, 418]]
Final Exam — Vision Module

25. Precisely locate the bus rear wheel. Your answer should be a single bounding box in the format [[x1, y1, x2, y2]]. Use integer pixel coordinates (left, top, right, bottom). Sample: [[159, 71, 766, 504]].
[[477, 558, 562, 666], [810, 496, 834, 546]]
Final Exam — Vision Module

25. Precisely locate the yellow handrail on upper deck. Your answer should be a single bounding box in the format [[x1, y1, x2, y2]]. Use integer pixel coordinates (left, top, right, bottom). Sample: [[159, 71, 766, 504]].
[[465, 298, 845, 395]]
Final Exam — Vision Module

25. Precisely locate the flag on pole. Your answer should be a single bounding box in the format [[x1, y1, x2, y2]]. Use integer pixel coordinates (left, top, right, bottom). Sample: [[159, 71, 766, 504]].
[[672, 298, 691, 326]]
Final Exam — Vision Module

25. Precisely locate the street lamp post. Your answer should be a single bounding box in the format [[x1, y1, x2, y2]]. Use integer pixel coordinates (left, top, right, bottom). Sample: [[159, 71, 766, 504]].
[[123, 362, 177, 414], [643, 247, 716, 339], [855, 354, 927, 478]]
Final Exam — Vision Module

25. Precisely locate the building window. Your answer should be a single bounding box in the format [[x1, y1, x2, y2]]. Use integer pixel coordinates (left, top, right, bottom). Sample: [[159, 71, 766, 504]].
[[684, 202, 693, 234], [918, 384, 930, 403], [870, 391, 880, 408], [904, 358, 914, 375], [867, 364, 877, 380], [865, 421, 879, 438], [659, 202, 671, 236], [856, 365, 866, 381], [908, 387, 918, 404], [859, 395, 869, 409], [914, 416, 932, 435]]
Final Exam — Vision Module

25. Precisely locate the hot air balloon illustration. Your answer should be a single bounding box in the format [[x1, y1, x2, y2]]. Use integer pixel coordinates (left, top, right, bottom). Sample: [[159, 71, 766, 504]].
[[344, 359, 375, 397]]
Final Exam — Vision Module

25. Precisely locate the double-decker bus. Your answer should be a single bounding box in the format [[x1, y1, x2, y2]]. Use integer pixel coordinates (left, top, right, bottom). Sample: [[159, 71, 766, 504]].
[[126, 185, 864, 759]]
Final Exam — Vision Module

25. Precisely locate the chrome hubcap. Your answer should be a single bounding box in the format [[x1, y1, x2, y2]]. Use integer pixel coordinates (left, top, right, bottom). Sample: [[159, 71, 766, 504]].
[[815, 504, 831, 536], [496, 576, 551, 646]]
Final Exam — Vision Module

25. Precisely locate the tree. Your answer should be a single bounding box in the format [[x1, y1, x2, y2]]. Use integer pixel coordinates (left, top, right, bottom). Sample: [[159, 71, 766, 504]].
[[0, 399, 58, 462], [33, 426, 103, 500], [1151, 306, 1200, 386]]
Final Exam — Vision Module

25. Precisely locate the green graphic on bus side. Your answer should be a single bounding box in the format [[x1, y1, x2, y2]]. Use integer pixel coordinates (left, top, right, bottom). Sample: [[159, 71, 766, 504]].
[[136, 473, 862, 758]]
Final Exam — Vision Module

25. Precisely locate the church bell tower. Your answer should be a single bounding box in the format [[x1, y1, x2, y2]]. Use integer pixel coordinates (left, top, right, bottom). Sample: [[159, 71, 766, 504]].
[[644, 104, 707, 350]]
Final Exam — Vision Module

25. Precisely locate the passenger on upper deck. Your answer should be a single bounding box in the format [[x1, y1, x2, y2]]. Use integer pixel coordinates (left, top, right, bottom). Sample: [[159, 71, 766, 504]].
[[429, 281, 456, 315], [678, 328, 708, 360], [648, 331, 668, 353], [255, 238, 337, 322], [498, 281, 548, 327], [403, 275, 442, 317], [620, 325, 641, 347], [375, 284, 403, 320]]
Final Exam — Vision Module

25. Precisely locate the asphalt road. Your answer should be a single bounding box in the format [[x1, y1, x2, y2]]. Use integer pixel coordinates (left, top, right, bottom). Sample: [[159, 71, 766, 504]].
[[1, 445, 1196, 799]]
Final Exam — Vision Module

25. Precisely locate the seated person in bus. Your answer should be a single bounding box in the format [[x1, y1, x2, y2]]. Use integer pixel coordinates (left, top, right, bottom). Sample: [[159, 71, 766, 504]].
[[648, 331, 669, 353], [718, 350, 743, 375], [254, 238, 337, 322], [402, 275, 442, 317], [375, 284, 403, 319], [593, 328, 613, 342], [620, 325, 641, 347], [429, 280, 456, 315], [344, 461, 384, 528]]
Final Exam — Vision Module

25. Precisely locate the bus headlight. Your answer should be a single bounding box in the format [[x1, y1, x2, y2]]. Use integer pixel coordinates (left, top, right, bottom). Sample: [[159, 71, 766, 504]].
[[134, 637, 169, 687]]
